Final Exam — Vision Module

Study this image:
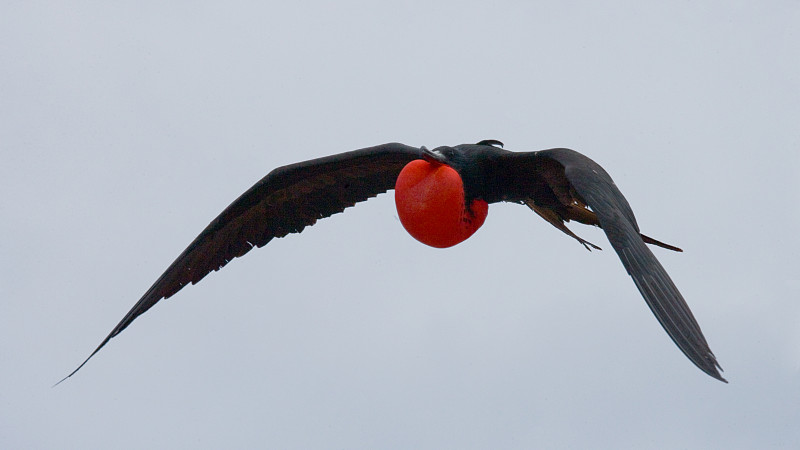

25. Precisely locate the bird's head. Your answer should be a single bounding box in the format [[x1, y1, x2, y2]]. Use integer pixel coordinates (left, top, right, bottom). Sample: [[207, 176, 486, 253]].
[[421, 145, 456, 165]]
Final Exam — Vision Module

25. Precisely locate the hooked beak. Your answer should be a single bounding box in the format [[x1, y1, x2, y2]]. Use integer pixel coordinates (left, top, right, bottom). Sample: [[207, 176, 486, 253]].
[[421, 146, 447, 164]]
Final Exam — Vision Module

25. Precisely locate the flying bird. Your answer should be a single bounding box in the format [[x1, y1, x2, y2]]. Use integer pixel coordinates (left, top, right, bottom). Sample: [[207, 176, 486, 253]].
[[59, 140, 725, 383]]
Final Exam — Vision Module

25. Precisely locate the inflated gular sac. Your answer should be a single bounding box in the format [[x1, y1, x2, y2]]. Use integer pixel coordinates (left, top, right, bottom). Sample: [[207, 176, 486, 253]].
[[394, 159, 488, 248]]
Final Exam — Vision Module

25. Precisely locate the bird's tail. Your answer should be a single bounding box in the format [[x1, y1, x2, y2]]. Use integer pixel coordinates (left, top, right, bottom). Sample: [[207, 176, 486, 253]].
[[640, 233, 683, 252]]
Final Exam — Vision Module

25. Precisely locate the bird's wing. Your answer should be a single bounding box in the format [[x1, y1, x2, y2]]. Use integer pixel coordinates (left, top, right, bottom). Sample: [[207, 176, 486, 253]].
[[60, 143, 422, 382], [528, 148, 724, 381]]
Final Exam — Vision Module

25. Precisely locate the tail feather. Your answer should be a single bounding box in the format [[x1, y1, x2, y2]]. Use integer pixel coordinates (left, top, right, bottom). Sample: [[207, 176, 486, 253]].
[[641, 233, 683, 252]]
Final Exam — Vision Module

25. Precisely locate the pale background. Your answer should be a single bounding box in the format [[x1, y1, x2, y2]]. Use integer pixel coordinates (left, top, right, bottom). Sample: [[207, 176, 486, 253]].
[[2, 1, 799, 448]]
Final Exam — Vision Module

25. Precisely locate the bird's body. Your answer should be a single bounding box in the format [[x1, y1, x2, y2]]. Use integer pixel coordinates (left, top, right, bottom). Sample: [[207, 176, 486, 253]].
[[60, 140, 725, 383]]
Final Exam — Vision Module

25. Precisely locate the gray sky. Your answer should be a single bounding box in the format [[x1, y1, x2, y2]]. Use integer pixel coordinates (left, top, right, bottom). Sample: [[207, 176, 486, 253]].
[[2, 1, 799, 448]]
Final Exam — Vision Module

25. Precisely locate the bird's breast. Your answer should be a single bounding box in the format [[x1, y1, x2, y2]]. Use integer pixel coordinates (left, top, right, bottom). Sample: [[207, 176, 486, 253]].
[[395, 160, 488, 248]]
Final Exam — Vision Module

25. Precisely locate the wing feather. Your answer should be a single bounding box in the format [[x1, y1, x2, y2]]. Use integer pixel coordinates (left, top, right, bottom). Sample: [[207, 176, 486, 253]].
[[59, 143, 421, 382], [538, 148, 725, 382]]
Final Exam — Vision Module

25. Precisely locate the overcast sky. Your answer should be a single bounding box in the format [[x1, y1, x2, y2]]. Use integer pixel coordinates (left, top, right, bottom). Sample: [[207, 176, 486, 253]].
[[2, 1, 799, 449]]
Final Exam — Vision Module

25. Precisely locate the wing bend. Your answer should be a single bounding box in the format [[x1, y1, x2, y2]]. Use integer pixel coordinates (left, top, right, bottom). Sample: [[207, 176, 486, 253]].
[[541, 148, 725, 382]]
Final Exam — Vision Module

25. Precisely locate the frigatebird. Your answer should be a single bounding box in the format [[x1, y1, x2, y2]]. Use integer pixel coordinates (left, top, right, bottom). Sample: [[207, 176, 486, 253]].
[[59, 140, 725, 383]]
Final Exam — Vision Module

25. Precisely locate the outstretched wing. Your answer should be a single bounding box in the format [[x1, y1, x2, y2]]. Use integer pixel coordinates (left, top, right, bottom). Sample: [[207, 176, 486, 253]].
[[539, 148, 725, 382], [60, 143, 422, 382]]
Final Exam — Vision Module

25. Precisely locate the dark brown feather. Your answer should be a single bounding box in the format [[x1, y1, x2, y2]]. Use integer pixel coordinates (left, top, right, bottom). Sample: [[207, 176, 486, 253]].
[[58, 143, 421, 383], [534, 148, 725, 382]]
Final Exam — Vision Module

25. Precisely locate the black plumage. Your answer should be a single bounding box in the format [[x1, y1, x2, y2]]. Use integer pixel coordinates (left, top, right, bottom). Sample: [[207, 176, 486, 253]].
[[60, 140, 724, 383]]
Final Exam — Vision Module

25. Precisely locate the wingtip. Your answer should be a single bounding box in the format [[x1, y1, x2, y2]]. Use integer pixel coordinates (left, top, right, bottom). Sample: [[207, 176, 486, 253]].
[[709, 370, 728, 383], [53, 334, 113, 387], [699, 352, 727, 383], [53, 354, 94, 387], [711, 362, 728, 383]]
